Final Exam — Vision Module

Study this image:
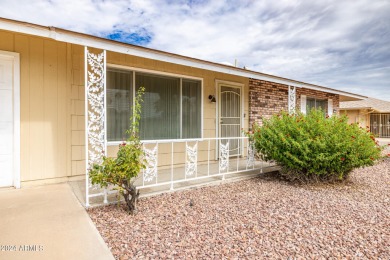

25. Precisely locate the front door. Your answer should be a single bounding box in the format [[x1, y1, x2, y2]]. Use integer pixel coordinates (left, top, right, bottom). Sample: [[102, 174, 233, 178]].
[[0, 55, 15, 187], [219, 84, 242, 156]]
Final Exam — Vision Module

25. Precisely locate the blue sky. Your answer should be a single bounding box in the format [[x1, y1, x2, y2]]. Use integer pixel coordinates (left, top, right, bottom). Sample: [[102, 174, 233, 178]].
[[1, 0, 389, 100]]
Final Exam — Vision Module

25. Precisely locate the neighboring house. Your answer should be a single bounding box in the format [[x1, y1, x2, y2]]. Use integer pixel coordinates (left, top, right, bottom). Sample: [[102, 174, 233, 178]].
[[340, 97, 390, 138], [0, 17, 365, 191]]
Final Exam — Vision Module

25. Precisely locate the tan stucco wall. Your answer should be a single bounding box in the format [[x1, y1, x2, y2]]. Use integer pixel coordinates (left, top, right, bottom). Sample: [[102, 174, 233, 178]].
[[0, 29, 249, 184], [339, 109, 370, 128]]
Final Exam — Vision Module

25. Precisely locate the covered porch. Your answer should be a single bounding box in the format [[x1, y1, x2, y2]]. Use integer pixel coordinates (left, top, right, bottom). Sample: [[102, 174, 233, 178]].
[[83, 47, 277, 207]]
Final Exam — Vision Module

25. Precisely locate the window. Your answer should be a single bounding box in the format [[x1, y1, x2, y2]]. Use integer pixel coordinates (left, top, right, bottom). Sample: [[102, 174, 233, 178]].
[[307, 97, 328, 115], [107, 68, 202, 141], [107, 69, 133, 141], [181, 79, 202, 138]]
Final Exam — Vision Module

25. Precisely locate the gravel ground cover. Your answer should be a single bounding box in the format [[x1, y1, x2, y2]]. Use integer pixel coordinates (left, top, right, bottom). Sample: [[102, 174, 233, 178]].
[[88, 156, 390, 259]]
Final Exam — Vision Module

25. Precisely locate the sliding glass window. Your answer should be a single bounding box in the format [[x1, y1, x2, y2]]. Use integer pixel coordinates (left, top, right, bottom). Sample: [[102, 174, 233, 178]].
[[182, 79, 201, 139], [107, 69, 133, 142], [307, 97, 328, 116], [106, 68, 202, 141], [136, 72, 180, 140]]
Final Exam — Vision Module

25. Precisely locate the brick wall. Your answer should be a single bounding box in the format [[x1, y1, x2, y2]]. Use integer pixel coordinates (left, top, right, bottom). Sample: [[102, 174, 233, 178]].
[[248, 79, 289, 127], [249, 78, 340, 128]]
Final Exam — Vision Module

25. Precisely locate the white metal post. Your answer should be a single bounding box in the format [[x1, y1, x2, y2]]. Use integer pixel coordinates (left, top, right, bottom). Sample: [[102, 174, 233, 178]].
[[218, 139, 221, 176], [185, 141, 188, 180], [170, 142, 174, 190], [222, 139, 226, 181], [84, 46, 89, 208], [195, 141, 198, 178], [103, 49, 108, 204], [236, 138, 239, 172], [142, 144, 145, 187], [207, 139, 210, 176], [156, 142, 158, 185]]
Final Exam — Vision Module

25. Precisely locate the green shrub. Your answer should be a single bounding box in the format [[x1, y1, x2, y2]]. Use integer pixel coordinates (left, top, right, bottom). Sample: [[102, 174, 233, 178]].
[[89, 87, 145, 213], [249, 109, 383, 182]]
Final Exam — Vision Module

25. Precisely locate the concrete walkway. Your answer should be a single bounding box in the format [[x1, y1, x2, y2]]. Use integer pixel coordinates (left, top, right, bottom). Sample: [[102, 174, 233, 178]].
[[377, 137, 390, 146], [0, 184, 114, 260]]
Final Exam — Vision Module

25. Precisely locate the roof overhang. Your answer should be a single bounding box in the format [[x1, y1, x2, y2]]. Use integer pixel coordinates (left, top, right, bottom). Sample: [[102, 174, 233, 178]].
[[0, 17, 366, 100], [339, 107, 372, 111], [339, 95, 364, 102], [339, 107, 390, 113]]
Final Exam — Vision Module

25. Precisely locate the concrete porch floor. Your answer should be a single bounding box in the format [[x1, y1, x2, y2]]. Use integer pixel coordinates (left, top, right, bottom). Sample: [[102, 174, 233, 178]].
[[70, 158, 278, 207], [0, 184, 114, 260], [377, 137, 390, 146]]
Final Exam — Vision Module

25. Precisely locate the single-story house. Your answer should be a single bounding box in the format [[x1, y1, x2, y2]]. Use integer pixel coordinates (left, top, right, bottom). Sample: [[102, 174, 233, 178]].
[[0, 17, 365, 199], [340, 97, 390, 138]]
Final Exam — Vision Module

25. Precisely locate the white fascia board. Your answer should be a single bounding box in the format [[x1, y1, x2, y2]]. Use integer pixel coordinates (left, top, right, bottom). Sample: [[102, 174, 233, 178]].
[[296, 84, 364, 99], [0, 20, 51, 38], [54, 31, 296, 83], [0, 19, 365, 100], [54, 31, 366, 99]]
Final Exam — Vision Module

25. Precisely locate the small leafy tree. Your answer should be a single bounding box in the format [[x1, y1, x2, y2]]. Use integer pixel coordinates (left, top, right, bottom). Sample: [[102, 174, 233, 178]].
[[249, 109, 383, 182], [89, 87, 146, 213]]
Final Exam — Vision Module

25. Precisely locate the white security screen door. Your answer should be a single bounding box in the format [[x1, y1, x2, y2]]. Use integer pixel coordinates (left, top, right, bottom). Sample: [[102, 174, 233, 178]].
[[0, 56, 14, 187], [219, 84, 242, 156], [370, 113, 390, 138]]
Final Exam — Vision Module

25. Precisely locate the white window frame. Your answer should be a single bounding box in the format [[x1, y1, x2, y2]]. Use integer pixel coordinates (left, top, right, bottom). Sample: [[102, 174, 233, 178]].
[[106, 64, 204, 145], [306, 97, 329, 114]]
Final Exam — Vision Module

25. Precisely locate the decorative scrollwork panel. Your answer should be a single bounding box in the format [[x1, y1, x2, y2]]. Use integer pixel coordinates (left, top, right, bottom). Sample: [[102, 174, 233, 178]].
[[185, 143, 198, 176], [219, 142, 229, 172], [143, 145, 158, 182], [246, 141, 255, 169], [85, 48, 106, 191], [288, 86, 296, 114]]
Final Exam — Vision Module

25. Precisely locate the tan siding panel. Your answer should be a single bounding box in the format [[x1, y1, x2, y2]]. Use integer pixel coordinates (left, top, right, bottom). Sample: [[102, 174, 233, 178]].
[[0, 31, 14, 51], [43, 40, 58, 178], [2, 31, 74, 183], [28, 37, 45, 181], [66, 43, 73, 177], [57, 42, 68, 177], [14, 34, 30, 181], [70, 44, 85, 176]]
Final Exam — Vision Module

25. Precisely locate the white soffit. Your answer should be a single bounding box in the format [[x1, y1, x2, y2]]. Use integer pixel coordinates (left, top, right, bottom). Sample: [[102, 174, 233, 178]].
[[0, 18, 366, 100]]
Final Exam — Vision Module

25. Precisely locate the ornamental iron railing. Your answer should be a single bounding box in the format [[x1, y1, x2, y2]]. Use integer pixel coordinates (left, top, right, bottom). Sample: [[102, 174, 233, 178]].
[[86, 137, 273, 206]]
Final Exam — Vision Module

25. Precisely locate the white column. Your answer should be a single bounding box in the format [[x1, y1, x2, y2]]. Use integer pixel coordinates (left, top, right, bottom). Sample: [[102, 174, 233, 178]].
[[288, 86, 296, 114], [301, 95, 307, 115], [85, 47, 106, 207], [328, 99, 333, 116]]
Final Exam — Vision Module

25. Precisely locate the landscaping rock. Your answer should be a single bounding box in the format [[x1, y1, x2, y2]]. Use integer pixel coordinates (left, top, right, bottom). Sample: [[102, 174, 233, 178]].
[[88, 159, 390, 259]]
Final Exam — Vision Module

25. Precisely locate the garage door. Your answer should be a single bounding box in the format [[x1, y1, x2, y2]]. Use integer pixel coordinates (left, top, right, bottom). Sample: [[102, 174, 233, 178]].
[[0, 56, 14, 187]]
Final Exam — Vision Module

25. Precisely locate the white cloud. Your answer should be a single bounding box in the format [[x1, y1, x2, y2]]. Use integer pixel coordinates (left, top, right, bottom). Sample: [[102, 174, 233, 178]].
[[0, 0, 389, 100]]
